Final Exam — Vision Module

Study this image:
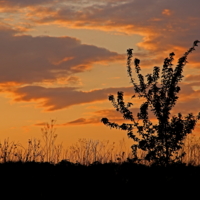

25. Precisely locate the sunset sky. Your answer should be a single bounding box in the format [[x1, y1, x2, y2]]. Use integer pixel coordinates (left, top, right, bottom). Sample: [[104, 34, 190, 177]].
[[0, 0, 200, 148]]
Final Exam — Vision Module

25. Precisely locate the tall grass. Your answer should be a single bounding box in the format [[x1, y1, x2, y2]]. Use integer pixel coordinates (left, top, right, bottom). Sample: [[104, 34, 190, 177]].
[[0, 120, 200, 165], [181, 135, 200, 166], [63, 138, 133, 165], [0, 137, 135, 164]]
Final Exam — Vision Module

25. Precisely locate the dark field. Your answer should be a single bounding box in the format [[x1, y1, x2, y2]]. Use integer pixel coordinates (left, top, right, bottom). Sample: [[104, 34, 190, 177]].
[[1, 160, 199, 199], [1, 125, 200, 199]]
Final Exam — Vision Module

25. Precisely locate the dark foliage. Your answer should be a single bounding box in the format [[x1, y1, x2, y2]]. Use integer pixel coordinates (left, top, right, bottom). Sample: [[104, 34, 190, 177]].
[[101, 40, 200, 166]]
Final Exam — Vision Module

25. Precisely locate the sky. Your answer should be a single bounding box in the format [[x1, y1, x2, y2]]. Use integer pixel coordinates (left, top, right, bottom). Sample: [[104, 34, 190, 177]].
[[0, 0, 200, 149]]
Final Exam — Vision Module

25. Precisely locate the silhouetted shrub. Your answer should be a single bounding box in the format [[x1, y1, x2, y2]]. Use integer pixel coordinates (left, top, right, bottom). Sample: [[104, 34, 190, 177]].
[[102, 40, 200, 166]]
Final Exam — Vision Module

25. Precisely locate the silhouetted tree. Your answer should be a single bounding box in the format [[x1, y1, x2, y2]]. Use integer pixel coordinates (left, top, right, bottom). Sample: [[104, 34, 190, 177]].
[[101, 40, 200, 166]]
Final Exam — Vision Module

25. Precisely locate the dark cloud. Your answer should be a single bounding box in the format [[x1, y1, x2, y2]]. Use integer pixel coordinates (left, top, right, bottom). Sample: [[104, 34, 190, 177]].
[[64, 117, 100, 125], [0, 27, 122, 84], [12, 86, 134, 111]]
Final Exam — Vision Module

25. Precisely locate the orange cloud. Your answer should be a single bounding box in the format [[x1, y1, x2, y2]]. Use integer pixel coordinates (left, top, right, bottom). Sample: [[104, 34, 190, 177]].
[[57, 76, 82, 85], [11, 86, 134, 111], [63, 93, 164, 126], [64, 91, 200, 126], [60, 109, 129, 126], [185, 75, 200, 82], [63, 117, 100, 125], [162, 9, 172, 16]]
